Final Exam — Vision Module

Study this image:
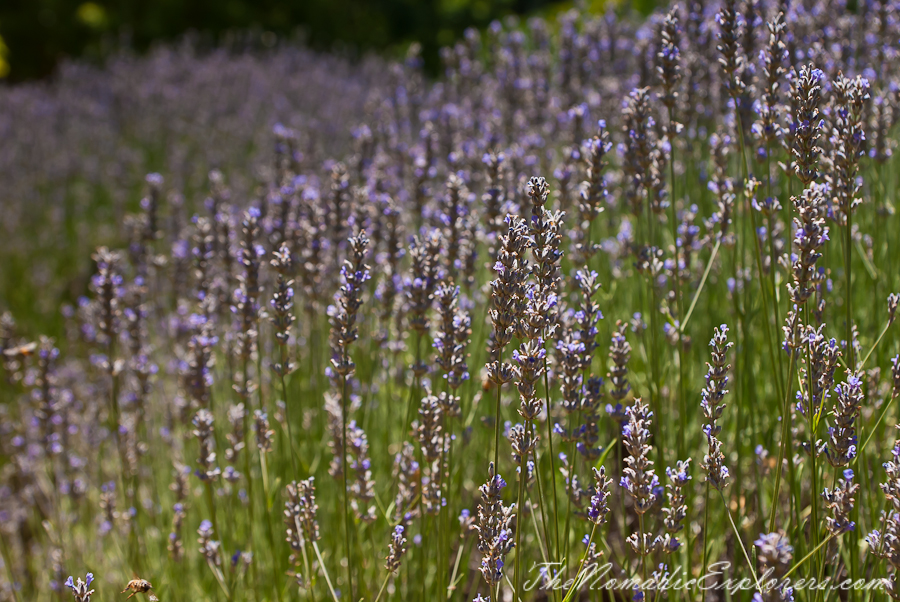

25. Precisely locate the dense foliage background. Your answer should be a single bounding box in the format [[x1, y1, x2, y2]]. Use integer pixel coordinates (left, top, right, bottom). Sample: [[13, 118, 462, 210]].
[[0, 0, 620, 81]]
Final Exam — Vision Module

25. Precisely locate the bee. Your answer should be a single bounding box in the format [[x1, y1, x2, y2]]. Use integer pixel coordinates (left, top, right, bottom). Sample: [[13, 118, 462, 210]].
[[121, 579, 158, 601], [2, 341, 36, 357]]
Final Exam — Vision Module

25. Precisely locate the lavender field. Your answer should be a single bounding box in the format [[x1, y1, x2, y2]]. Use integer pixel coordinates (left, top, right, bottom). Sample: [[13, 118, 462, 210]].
[[1, 1, 899, 601]]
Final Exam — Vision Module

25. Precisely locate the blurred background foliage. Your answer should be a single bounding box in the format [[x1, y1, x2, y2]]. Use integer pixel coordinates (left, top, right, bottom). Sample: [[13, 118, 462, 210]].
[[0, 0, 629, 82]]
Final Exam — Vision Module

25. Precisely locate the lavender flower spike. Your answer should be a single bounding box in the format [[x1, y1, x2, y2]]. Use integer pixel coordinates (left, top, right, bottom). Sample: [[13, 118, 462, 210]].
[[473, 463, 515, 591], [587, 466, 612, 525], [822, 468, 859, 536], [64, 573, 95, 602], [385, 525, 408, 573], [701, 325, 732, 490]]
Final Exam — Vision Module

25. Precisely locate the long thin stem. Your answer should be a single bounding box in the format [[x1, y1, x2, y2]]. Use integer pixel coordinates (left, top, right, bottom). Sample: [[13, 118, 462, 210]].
[[638, 512, 646, 582], [765, 144, 782, 371], [531, 449, 555, 596], [668, 106, 687, 461], [543, 357, 561, 568], [680, 239, 721, 333], [447, 536, 469, 599], [528, 489, 549, 565], [807, 385, 822, 579], [340, 373, 354, 602], [562, 522, 597, 602], [737, 114, 784, 403], [300, 540, 318, 602], [859, 317, 891, 370], [854, 392, 898, 463], [259, 452, 284, 602], [644, 199, 662, 437], [563, 436, 576, 580], [204, 480, 221, 544], [280, 343, 298, 478], [845, 214, 854, 370], [493, 359, 504, 471], [107, 357, 137, 566], [402, 334, 423, 439], [780, 533, 837, 581], [513, 440, 527, 602], [241, 358, 259, 601], [699, 482, 710, 599], [311, 541, 341, 602], [373, 572, 392, 602], [439, 408, 454, 601], [205, 557, 233, 601], [717, 489, 761, 591], [768, 351, 797, 532]]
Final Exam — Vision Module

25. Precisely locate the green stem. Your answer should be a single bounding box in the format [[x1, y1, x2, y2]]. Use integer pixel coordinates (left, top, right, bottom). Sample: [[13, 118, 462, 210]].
[[859, 318, 891, 370], [845, 215, 854, 369], [447, 536, 469, 599], [311, 541, 341, 602], [280, 343, 299, 479], [340, 373, 354, 602], [403, 334, 423, 440], [543, 356, 562, 570], [768, 351, 797, 532], [668, 122, 687, 462], [513, 431, 528, 602], [656, 105, 689, 467], [440, 406, 454, 602], [780, 533, 837, 581], [531, 450, 554, 592], [563, 437, 576, 580], [644, 199, 662, 441], [680, 240, 721, 334], [562, 523, 597, 602], [854, 392, 897, 463], [206, 558, 233, 601], [737, 114, 784, 404], [300, 540, 317, 602], [765, 141, 782, 349], [493, 358, 504, 472], [240, 360, 259, 602], [638, 512, 646, 582], [717, 489, 761, 592], [259, 452, 283, 602], [373, 572, 392, 602], [204, 480, 221, 544], [700, 482, 710, 600], [808, 390, 821, 580]]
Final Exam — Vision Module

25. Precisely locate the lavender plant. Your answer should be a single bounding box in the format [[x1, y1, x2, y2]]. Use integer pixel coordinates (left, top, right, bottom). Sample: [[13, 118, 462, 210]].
[[4, 3, 900, 602]]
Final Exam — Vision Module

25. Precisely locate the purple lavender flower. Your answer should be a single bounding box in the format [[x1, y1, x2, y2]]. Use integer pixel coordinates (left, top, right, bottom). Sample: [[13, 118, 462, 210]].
[[822, 468, 859, 535], [473, 463, 515, 590], [586, 466, 612, 525], [64, 573, 94, 602], [621, 399, 662, 556], [662, 459, 691, 553], [385, 525, 408, 573], [826, 373, 864, 467], [701, 325, 732, 490], [791, 64, 825, 185]]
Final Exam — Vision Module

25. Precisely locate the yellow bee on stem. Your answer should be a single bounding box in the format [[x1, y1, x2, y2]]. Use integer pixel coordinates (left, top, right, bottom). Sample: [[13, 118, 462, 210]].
[[121, 578, 158, 601]]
